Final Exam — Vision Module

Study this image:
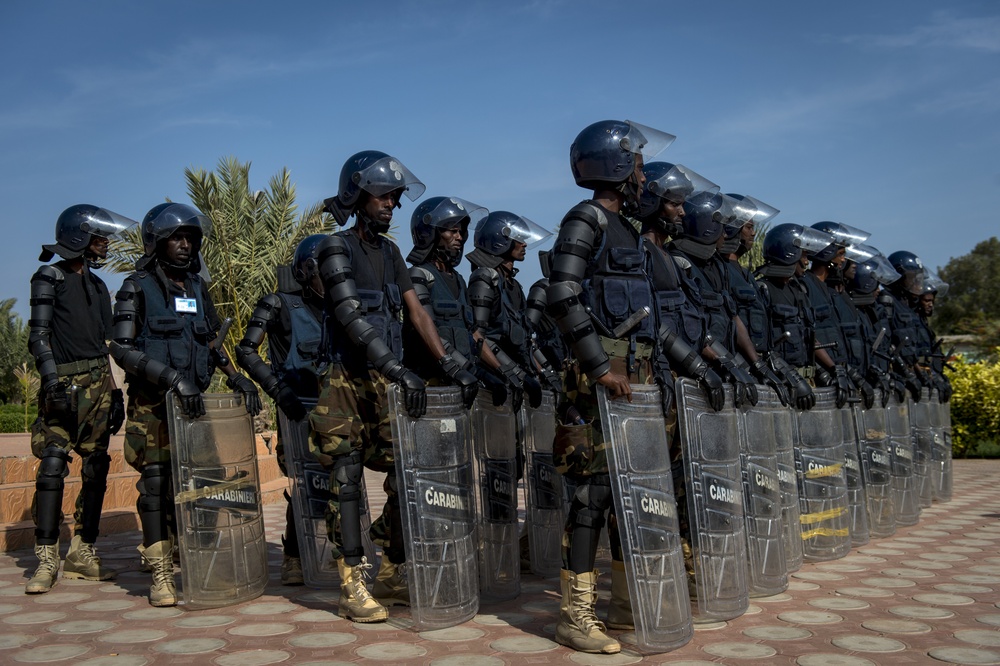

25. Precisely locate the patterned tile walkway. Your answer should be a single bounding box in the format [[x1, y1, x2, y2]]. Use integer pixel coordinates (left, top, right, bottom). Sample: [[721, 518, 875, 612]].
[[0, 459, 998, 665]]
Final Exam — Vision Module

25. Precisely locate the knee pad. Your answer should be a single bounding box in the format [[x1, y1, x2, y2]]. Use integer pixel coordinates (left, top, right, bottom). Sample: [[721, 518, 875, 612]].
[[81, 451, 111, 485], [36, 447, 70, 492], [570, 476, 611, 529], [138, 463, 170, 513], [333, 451, 363, 502]]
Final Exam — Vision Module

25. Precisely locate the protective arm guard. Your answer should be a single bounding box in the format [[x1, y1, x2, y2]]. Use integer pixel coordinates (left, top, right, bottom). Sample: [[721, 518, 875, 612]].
[[548, 204, 604, 285], [234, 293, 283, 399], [318, 235, 407, 378], [109, 280, 184, 390], [767, 352, 816, 410], [467, 267, 500, 333], [547, 280, 609, 379], [408, 266, 435, 314], [659, 326, 709, 380], [525, 279, 549, 329], [706, 338, 758, 407], [28, 266, 63, 390]]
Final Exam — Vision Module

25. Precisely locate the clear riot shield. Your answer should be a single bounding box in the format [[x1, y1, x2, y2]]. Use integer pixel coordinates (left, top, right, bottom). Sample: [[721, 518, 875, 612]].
[[911, 388, 934, 508], [937, 395, 953, 502], [794, 387, 851, 562], [168, 393, 267, 609], [675, 379, 749, 622], [927, 389, 946, 501], [389, 386, 478, 630], [840, 405, 870, 547], [598, 384, 692, 653], [853, 395, 896, 539], [886, 393, 919, 526], [279, 400, 378, 589], [471, 391, 519, 602], [737, 385, 788, 598], [772, 401, 803, 573], [521, 390, 562, 578]]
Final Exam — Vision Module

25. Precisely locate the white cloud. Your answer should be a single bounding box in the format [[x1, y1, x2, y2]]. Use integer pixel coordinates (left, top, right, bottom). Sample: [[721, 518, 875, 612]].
[[841, 11, 1000, 53]]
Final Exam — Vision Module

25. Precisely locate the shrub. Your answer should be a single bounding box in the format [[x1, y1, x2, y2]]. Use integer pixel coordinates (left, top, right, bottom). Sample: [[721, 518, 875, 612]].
[[946, 351, 1000, 457]]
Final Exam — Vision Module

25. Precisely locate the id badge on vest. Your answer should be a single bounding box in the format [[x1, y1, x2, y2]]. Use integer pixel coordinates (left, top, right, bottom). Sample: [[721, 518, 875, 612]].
[[174, 297, 198, 314]]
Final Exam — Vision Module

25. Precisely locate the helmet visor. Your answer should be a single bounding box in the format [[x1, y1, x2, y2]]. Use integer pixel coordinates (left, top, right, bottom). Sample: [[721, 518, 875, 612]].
[[502, 215, 553, 249], [623, 121, 676, 160], [869, 255, 901, 285], [845, 242, 881, 263], [148, 203, 212, 242], [793, 227, 836, 254], [827, 222, 871, 247], [80, 208, 139, 239], [353, 155, 426, 201], [423, 197, 488, 231], [727, 194, 780, 227], [647, 164, 718, 204], [922, 268, 949, 297]]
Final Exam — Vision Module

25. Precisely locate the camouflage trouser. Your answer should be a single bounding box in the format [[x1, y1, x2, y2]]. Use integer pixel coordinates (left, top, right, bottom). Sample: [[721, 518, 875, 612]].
[[309, 364, 400, 561], [555, 356, 678, 569], [123, 386, 171, 471], [30, 364, 115, 537]]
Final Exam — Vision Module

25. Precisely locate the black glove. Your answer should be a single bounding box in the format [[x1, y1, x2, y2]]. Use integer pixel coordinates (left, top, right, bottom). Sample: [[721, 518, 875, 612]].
[[523, 374, 543, 409], [477, 369, 508, 407], [172, 376, 205, 418], [846, 366, 875, 410], [501, 366, 525, 412], [439, 354, 479, 409], [697, 367, 726, 412], [938, 373, 953, 403], [389, 367, 427, 418], [751, 356, 790, 406], [792, 377, 816, 410], [890, 374, 907, 403], [108, 389, 125, 435], [274, 383, 307, 422], [43, 381, 71, 420], [903, 368, 922, 402], [539, 366, 563, 395], [227, 374, 263, 416], [832, 365, 853, 409], [718, 359, 758, 408]]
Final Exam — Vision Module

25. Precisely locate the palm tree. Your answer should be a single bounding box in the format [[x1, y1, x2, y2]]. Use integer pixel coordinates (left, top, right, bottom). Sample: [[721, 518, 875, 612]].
[[108, 157, 333, 370]]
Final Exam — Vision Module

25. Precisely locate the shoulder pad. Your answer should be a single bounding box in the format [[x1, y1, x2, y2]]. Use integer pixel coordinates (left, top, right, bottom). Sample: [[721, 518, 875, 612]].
[[32, 264, 65, 284], [118, 277, 142, 295], [673, 255, 692, 271], [470, 266, 500, 288], [531, 278, 550, 290], [320, 234, 350, 253], [134, 270, 149, 279], [260, 292, 283, 309], [562, 201, 608, 231], [409, 265, 435, 288]]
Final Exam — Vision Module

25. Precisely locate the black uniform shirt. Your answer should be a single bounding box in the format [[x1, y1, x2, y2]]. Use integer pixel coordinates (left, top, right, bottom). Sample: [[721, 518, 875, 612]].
[[49, 262, 112, 365]]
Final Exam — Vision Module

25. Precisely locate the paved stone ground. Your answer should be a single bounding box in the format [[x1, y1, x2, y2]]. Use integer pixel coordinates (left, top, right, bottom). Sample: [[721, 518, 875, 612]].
[[0, 459, 999, 665]]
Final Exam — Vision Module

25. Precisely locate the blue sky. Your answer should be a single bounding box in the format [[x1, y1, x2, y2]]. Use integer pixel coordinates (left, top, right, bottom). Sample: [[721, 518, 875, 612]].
[[2, 0, 998, 319]]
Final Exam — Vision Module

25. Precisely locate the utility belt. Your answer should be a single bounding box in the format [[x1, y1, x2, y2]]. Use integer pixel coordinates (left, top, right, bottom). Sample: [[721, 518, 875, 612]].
[[56, 356, 108, 377], [599, 336, 654, 362], [796, 365, 815, 380]]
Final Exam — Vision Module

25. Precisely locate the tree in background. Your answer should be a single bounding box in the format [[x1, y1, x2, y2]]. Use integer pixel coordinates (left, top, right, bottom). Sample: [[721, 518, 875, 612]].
[[0, 298, 32, 403], [738, 223, 770, 272], [932, 237, 1000, 358], [108, 157, 333, 374]]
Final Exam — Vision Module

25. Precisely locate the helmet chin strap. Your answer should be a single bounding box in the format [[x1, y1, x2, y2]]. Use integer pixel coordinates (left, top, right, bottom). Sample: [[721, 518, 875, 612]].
[[356, 210, 390, 236]]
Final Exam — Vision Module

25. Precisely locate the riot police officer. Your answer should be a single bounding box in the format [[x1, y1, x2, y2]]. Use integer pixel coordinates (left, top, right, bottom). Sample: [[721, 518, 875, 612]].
[[846, 249, 901, 404], [26, 205, 134, 593], [883, 251, 928, 401], [235, 234, 329, 586], [545, 119, 675, 654], [312, 151, 478, 622], [915, 269, 952, 401], [110, 203, 262, 607]]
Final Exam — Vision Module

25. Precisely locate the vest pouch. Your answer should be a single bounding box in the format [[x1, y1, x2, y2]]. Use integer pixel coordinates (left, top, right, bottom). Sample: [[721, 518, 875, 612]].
[[191, 320, 213, 389], [607, 247, 644, 273], [296, 339, 321, 360], [147, 316, 189, 370], [734, 286, 757, 306], [432, 300, 461, 317], [384, 283, 403, 314]]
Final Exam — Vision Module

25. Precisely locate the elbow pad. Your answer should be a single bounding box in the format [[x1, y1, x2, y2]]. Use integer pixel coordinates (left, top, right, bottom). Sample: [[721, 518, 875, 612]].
[[235, 295, 281, 396], [548, 204, 604, 284], [334, 300, 401, 376], [547, 280, 608, 378], [317, 236, 360, 307], [408, 266, 435, 310], [525, 279, 549, 328], [109, 341, 179, 389], [28, 266, 62, 385], [660, 326, 709, 379]]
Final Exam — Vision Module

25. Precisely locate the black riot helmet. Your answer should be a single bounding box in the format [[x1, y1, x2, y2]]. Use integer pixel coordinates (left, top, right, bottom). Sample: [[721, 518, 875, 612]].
[[139, 203, 211, 273], [758, 223, 836, 279], [848, 251, 899, 305], [466, 211, 552, 270], [406, 196, 487, 266], [40, 204, 137, 262], [570, 120, 675, 205], [719, 194, 779, 256], [887, 250, 926, 296], [322, 150, 425, 227], [808, 221, 870, 264], [671, 191, 733, 261], [292, 234, 327, 286], [639, 162, 718, 222]]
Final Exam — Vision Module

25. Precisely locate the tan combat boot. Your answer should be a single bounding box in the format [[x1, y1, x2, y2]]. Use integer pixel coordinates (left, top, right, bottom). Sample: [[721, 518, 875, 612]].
[[554, 569, 621, 654], [140, 541, 177, 607], [63, 535, 116, 581], [336, 557, 388, 622], [25, 542, 60, 594], [372, 558, 410, 606], [281, 555, 304, 586], [605, 559, 634, 630]]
